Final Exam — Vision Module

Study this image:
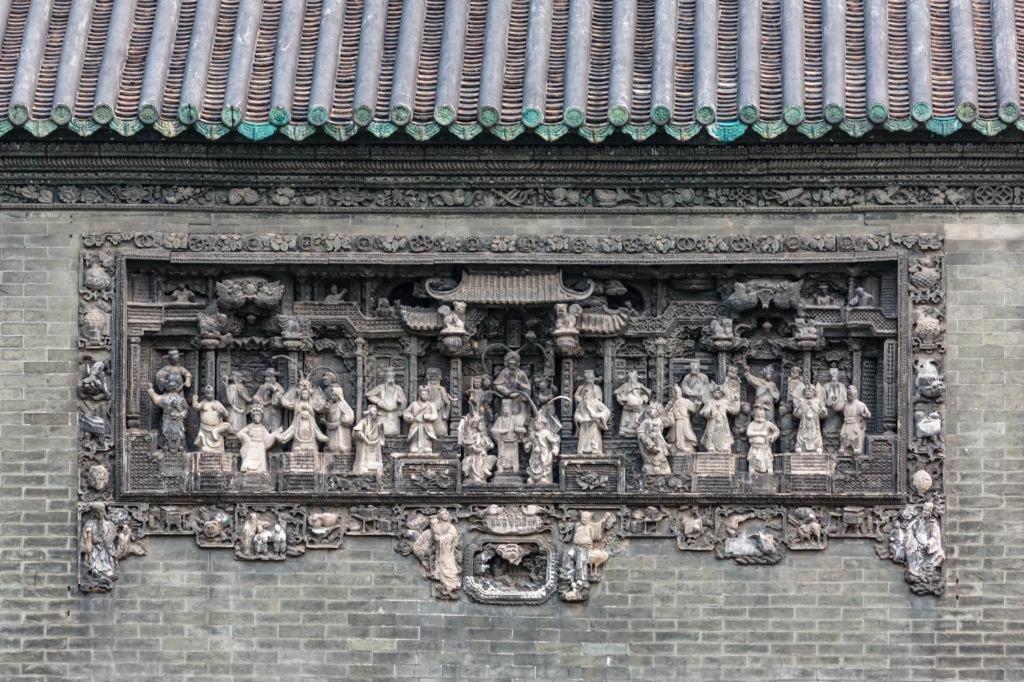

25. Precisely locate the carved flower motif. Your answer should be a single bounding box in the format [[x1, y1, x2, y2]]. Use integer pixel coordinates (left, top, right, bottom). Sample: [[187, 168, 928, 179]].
[[515, 236, 538, 252], [838, 236, 856, 251], [462, 236, 484, 252], [729, 236, 752, 252], [568, 237, 588, 254], [268, 235, 295, 251], [271, 187, 295, 206], [354, 236, 374, 251], [57, 186, 79, 203], [322, 235, 351, 252], [490, 236, 516, 252], [659, 188, 697, 207], [79, 188, 103, 204], [119, 186, 149, 204], [675, 237, 697, 252], [133, 234, 156, 249], [377, 236, 408, 253], [242, 235, 264, 251], [650, 236, 673, 253], [409, 235, 434, 253], [599, 237, 623, 253], [228, 188, 259, 206], [328, 188, 370, 207], [545, 235, 568, 252], [550, 187, 581, 206], [783, 236, 804, 251], [298, 235, 314, 251], [435, 236, 461, 252], [187, 235, 212, 251]]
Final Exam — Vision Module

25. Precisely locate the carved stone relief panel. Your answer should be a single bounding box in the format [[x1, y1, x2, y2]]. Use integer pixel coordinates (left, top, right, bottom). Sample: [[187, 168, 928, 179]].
[[77, 232, 945, 598]]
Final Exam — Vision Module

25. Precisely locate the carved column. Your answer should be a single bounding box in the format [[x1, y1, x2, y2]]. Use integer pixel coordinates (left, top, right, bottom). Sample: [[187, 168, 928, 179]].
[[127, 336, 141, 428], [883, 338, 897, 432], [449, 357, 463, 434], [560, 358, 574, 437], [652, 338, 668, 402], [602, 339, 615, 407], [850, 340, 863, 390], [802, 351, 813, 386], [354, 337, 368, 418], [404, 337, 419, 398]]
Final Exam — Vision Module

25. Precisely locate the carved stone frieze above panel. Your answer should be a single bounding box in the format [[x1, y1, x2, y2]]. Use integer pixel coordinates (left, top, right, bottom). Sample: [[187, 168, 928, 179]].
[[78, 232, 946, 599]]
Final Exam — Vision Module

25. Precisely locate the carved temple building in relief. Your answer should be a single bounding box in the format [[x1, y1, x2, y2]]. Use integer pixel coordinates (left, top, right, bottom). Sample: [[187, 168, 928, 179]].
[[78, 231, 946, 602]]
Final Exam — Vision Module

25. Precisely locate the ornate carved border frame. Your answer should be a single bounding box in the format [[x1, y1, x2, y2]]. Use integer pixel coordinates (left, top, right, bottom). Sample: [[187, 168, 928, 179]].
[[76, 230, 947, 601]]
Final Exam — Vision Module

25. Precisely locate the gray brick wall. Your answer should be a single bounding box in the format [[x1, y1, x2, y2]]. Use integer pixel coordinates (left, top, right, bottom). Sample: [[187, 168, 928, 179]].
[[1, 213, 1021, 680]]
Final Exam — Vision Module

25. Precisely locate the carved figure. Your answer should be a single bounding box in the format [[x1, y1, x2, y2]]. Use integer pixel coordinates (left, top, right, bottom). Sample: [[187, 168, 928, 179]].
[[196, 304, 236, 346], [458, 411, 496, 484], [915, 410, 942, 441], [352, 405, 386, 476], [914, 358, 945, 402], [889, 503, 944, 580], [238, 512, 265, 557], [438, 302, 466, 334], [86, 464, 110, 492], [253, 368, 285, 432], [80, 300, 111, 345], [411, 510, 461, 599], [839, 386, 871, 456], [814, 284, 836, 306], [224, 373, 253, 433], [424, 368, 452, 437], [820, 367, 848, 438], [777, 401, 796, 452], [533, 377, 560, 431], [743, 363, 780, 422], [404, 387, 440, 455], [493, 351, 532, 418], [155, 349, 192, 393], [637, 405, 672, 476], [745, 405, 780, 474], [665, 385, 699, 455], [78, 360, 111, 450], [787, 366, 806, 406], [366, 368, 407, 436], [561, 511, 616, 600], [573, 370, 611, 455], [145, 377, 188, 452], [235, 405, 280, 474], [723, 364, 742, 403], [848, 286, 875, 307], [680, 360, 710, 406], [491, 400, 527, 474], [525, 414, 560, 485], [700, 385, 739, 453], [168, 284, 197, 303], [708, 316, 734, 339], [192, 385, 232, 454], [614, 370, 652, 436], [271, 524, 287, 555], [323, 284, 347, 303], [278, 380, 328, 454], [794, 386, 827, 454], [80, 504, 117, 582], [553, 303, 583, 355], [321, 387, 354, 455]]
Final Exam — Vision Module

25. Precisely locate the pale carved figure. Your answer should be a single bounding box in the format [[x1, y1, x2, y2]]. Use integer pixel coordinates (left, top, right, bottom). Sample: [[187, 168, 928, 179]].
[[279, 380, 328, 454], [458, 410, 496, 484], [637, 405, 672, 476], [848, 286, 875, 307], [438, 301, 467, 334], [787, 366, 806, 407], [821, 367, 848, 437], [404, 387, 439, 455], [192, 385, 232, 454], [491, 400, 526, 474], [525, 414, 560, 485], [814, 283, 836, 306], [168, 284, 197, 303], [366, 368, 407, 436], [322, 284, 347, 303], [708, 316, 734, 340], [562, 511, 616, 599], [155, 349, 192, 393], [723, 364, 742, 403], [224, 373, 253, 433], [352, 405, 386, 475], [424, 368, 452, 437], [889, 503, 944, 579], [745, 405, 780, 474], [411, 510, 461, 599], [145, 376, 188, 452], [493, 351, 532, 418], [554, 303, 580, 334], [320, 382, 354, 454], [839, 385, 871, 457], [743, 363, 780, 422], [614, 370, 652, 436], [467, 375, 492, 422], [574, 370, 611, 455], [700, 385, 739, 453], [253, 368, 285, 431], [794, 386, 827, 454], [665, 385, 699, 455], [680, 360, 709, 406], [235, 405, 280, 474], [533, 377, 560, 432]]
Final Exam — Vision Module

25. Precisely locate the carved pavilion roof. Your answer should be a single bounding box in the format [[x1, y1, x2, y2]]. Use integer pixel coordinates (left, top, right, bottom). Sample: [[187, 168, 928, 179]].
[[0, 0, 1020, 143], [425, 271, 594, 304]]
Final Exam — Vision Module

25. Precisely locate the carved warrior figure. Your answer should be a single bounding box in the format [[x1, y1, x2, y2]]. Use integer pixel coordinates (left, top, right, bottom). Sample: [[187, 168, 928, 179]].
[[458, 410, 496, 484], [889, 503, 944, 580], [794, 385, 827, 454], [680, 360, 710, 405], [278, 380, 328, 454], [839, 386, 871, 456], [366, 368, 406, 436], [155, 349, 192, 393], [404, 387, 440, 455], [253, 368, 285, 432], [491, 400, 526, 474], [525, 414, 560, 485], [424, 368, 452, 437], [821, 367, 848, 438], [192, 385, 232, 454], [561, 511, 616, 600], [743, 363, 780, 422], [614, 370, 652, 436], [235, 405, 279, 474], [745, 406, 780, 474], [637, 405, 672, 476], [78, 360, 111, 449], [574, 370, 611, 455], [352, 405, 386, 476], [411, 510, 461, 599], [700, 385, 739, 453], [145, 376, 188, 452], [665, 385, 699, 455], [225, 373, 253, 433], [493, 351, 532, 418]]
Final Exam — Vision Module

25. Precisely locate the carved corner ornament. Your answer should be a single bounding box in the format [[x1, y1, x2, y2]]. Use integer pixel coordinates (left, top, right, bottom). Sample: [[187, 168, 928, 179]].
[[77, 231, 946, 601]]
